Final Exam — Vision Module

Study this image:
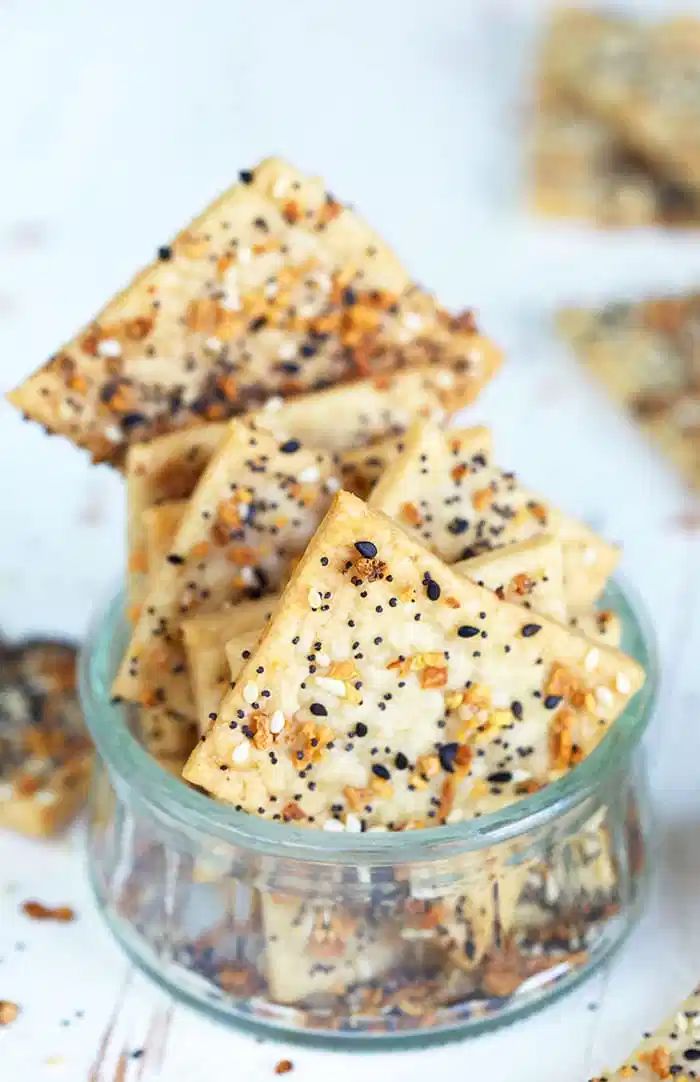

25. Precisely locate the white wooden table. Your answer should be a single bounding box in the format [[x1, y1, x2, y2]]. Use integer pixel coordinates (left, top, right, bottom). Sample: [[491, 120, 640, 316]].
[[2, 1, 700, 1078]]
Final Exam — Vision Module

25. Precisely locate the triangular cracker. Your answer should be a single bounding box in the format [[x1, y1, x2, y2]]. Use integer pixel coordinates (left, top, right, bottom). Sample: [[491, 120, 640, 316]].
[[113, 421, 340, 715], [183, 490, 644, 828], [182, 600, 277, 733], [8, 157, 499, 463], [368, 419, 619, 609], [126, 369, 448, 607], [456, 535, 567, 623], [591, 982, 700, 1081]]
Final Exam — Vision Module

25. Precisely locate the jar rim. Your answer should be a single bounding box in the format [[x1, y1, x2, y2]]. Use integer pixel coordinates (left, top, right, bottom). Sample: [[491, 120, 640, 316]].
[[79, 578, 657, 864]]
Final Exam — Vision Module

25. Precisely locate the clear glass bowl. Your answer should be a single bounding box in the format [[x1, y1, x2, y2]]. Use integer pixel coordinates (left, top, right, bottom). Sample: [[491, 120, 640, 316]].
[[80, 581, 657, 1049]]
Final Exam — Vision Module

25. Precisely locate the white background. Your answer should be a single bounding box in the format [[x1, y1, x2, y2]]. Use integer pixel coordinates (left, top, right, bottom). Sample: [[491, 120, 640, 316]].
[[2, 1, 700, 1079]]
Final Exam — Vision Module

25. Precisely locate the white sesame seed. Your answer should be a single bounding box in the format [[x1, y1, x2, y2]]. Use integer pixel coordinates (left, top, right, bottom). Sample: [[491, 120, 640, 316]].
[[403, 311, 423, 330], [596, 686, 614, 709], [314, 675, 346, 697], [238, 247, 252, 265], [434, 369, 455, 389], [584, 648, 600, 672], [277, 341, 297, 361], [616, 672, 631, 695], [345, 813, 362, 832], [232, 742, 250, 764], [308, 588, 323, 609], [269, 710, 285, 734], [242, 682, 258, 704], [316, 651, 330, 667], [583, 547, 598, 566], [446, 809, 464, 824], [240, 566, 257, 587], [34, 790, 57, 806], [104, 424, 122, 443], [298, 465, 320, 484], [676, 1012, 689, 1033], [97, 337, 122, 358], [323, 818, 345, 832], [512, 769, 532, 783], [272, 178, 289, 198], [220, 287, 241, 311], [204, 336, 222, 351], [325, 476, 340, 493], [263, 395, 284, 412]]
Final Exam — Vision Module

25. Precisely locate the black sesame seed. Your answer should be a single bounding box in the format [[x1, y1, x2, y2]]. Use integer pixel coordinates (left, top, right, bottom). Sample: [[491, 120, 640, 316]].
[[426, 579, 440, 601], [354, 540, 377, 558], [511, 700, 523, 720], [458, 625, 479, 638], [522, 623, 542, 638], [448, 517, 469, 535], [544, 695, 562, 710], [438, 743, 459, 773], [394, 752, 409, 770], [309, 702, 327, 717], [239, 169, 254, 183], [157, 245, 172, 261], [355, 722, 368, 737], [487, 771, 513, 784], [279, 438, 301, 454], [371, 764, 391, 780], [166, 553, 185, 565]]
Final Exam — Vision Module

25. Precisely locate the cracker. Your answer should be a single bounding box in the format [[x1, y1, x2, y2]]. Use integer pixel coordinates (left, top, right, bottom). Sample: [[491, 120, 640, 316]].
[[0, 641, 91, 837], [559, 296, 700, 489], [591, 982, 700, 1081], [368, 420, 618, 609], [114, 420, 340, 715], [8, 157, 499, 463], [126, 369, 448, 607], [183, 490, 644, 828], [456, 535, 567, 623], [182, 600, 277, 733], [544, 10, 700, 196], [261, 894, 401, 1004], [529, 88, 700, 228]]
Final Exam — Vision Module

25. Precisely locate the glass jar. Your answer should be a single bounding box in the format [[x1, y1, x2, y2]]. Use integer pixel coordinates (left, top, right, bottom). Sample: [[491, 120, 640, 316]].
[[80, 581, 656, 1049]]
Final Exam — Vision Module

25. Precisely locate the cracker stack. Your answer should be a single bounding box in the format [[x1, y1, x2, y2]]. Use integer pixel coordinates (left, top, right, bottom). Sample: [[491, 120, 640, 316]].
[[6, 157, 647, 1014]]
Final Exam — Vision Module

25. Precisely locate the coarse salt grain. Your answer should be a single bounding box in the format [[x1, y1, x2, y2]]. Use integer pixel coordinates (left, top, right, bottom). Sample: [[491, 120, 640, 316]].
[[204, 336, 222, 351], [298, 465, 320, 484], [314, 675, 346, 697], [584, 648, 600, 672], [270, 710, 285, 735], [238, 247, 252, 265], [434, 370, 455, 389], [277, 341, 297, 361], [325, 476, 340, 493], [446, 808, 464, 824], [345, 813, 362, 833], [583, 547, 598, 566], [240, 567, 257, 587], [232, 742, 250, 765], [97, 338, 122, 358], [308, 589, 323, 609], [242, 682, 258, 704], [316, 651, 330, 667], [263, 395, 284, 412], [323, 819, 345, 832]]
